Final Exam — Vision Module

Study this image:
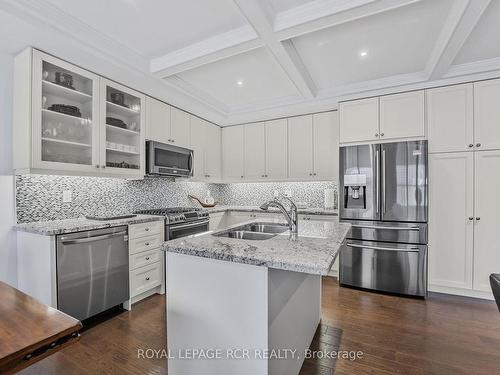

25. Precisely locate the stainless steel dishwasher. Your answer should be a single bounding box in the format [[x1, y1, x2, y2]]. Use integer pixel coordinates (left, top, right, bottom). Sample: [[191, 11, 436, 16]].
[[56, 226, 130, 321]]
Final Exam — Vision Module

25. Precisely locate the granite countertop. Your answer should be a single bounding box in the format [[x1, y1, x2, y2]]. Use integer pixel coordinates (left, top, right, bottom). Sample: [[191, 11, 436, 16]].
[[14, 215, 164, 236], [163, 218, 351, 275], [204, 205, 338, 216]]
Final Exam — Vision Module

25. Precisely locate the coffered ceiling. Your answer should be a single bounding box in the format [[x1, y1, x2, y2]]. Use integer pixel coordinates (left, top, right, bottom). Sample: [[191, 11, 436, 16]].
[[1, 0, 500, 125]]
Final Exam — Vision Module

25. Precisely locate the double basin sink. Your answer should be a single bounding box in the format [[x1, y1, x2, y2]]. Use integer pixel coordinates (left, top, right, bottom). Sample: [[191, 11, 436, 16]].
[[213, 222, 289, 240]]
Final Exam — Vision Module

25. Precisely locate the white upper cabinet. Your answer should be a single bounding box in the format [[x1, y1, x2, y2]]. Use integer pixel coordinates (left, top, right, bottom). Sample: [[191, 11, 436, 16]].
[[170, 107, 190, 148], [288, 115, 314, 179], [429, 152, 474, 290], [474, 78, 500, 151], [339, 97, 379, 144], [379, 90, 425, 141], [339, 91, 425, 145], [27, 50, 101, 174], [190, 116, 221, 181], [427, 84, 474, 153], [474, 150, 500, 292], [313, 111, 338, 180], [222, 126, 245, 180], [265, 119, 287, 180], [244, 122, 265, 180], [146, 99, 190, 148], [204, 122, 221, 180], [145, 97, 170, 144], [14, 49, 145, 178], [99, 78, 145, 178]]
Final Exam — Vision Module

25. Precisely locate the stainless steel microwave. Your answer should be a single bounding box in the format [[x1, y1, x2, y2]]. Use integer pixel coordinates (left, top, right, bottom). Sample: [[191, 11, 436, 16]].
[[146, 141, 194, 177]]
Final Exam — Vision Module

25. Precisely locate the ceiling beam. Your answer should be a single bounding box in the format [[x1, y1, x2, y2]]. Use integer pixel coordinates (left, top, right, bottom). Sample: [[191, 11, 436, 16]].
[[274, 0, 421, 41], [425, 0, 491, 80], [233, 0, 317, 99], [150, 25, 262, 78]]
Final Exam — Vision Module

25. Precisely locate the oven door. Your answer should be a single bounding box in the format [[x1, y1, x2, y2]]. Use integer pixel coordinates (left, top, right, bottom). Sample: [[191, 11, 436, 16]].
[[167, 219, 210, 241], [147, 141, 193, 177]]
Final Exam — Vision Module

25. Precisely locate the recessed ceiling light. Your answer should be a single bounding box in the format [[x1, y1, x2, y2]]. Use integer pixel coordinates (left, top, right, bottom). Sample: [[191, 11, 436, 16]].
[[359, 50, 369, 58], [236, 80, 244, 86]]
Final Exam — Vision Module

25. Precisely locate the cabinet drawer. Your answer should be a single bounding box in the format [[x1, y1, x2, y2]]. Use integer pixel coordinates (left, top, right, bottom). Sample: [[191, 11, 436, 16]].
[[130, 263, 162, 297], [130, 234, 163, 255], [130, 249, 162, 270], [129, 221, 163, 239]]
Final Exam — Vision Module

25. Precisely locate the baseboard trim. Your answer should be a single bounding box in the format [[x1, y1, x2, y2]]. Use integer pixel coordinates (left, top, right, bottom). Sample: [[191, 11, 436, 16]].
[[429, 284, 494, 301]]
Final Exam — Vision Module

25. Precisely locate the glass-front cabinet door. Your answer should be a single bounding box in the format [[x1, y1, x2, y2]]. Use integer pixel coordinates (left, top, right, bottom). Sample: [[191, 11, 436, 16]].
[[32, 50, 100, 172], [99, 78, 145, 177]]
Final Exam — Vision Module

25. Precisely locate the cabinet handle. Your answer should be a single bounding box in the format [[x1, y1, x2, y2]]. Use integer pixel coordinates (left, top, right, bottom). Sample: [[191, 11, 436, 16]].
[[241, 176, 244, 178], [380, 133, 385, 137], [168, 139, 171, 142], [309, 173, 313, 176], [101, 165, 106, 169], [476, 143, 481, 148], [171, 139, 175, 143], [313, 173, 317, 176], [476, 217, 481, 221], [95, 165, 100, 169], [468, 217, 474, 221], [146, 277, 150, 281], [261, 175, 265, 177], [375, 133, 379, 137], [468, 144, 474, 148], [145, 242, 150, 246], [146, 257, 150, 260], [145, 228, 150, 232]]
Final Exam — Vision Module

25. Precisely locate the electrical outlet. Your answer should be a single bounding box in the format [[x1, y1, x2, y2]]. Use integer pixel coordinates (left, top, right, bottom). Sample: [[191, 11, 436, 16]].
[[62, 190, 72, 203], [274, 190, 280, 198], [284, 190, 292, 197]]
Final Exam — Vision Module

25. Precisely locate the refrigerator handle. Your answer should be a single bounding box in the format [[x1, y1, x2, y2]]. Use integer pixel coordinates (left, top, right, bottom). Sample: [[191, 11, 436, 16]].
[[382, 148, 387, 214], [375, 149, 380, 214]]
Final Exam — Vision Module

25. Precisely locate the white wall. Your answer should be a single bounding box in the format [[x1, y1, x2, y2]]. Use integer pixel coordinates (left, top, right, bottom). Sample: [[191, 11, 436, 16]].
[[0, 52, 17, 286]]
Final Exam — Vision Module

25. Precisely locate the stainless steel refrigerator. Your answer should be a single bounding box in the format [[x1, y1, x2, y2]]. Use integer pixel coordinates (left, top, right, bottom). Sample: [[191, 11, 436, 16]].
[[339, 141, 428, 297]]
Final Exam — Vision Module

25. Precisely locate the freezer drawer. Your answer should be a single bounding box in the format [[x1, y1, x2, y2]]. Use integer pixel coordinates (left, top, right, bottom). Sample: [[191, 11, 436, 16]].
[[339, 240, 427, 297], [347, 220, 427, 245]]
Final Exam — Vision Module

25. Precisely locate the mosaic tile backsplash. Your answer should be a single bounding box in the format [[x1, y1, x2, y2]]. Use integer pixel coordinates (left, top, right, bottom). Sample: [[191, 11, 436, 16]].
[[15, 175, 337, 223]]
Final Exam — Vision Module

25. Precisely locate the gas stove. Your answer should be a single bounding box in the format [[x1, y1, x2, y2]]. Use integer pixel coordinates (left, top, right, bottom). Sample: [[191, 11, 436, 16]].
[[135, 207, 210, 240], [135, 207, 209, 224]]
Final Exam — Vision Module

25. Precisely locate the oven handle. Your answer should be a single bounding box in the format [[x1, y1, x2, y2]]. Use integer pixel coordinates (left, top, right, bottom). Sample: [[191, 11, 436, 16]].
[[188, 149, 194, 174], [170, 219, 209, 231], [346, 242, 420, 253], [351, 224, 420, 231]]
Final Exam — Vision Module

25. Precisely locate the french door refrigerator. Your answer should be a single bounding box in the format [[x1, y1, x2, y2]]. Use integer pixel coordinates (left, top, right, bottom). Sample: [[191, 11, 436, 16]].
[[339, 141, 428, 297]]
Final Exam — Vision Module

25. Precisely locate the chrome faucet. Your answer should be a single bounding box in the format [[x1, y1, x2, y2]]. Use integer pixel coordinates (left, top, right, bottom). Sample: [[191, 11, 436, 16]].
[[260, 196, 298, 235]]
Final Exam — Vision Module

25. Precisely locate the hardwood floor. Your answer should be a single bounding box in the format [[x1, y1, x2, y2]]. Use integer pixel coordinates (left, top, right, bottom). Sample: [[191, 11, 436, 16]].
[[20, 277, 500, 375]]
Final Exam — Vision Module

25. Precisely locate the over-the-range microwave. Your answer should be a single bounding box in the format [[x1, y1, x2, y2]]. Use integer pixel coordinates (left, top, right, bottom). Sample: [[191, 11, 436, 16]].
[[146, 141, 194, 177]]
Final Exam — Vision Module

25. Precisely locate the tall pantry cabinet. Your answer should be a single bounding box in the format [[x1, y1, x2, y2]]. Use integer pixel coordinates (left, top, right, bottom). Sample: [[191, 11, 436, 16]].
[[427, 80, 500, 299]]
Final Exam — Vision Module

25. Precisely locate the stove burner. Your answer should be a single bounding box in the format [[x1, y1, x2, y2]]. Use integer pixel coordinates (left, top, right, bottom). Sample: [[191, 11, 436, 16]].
[[135, 207, 208, 224]]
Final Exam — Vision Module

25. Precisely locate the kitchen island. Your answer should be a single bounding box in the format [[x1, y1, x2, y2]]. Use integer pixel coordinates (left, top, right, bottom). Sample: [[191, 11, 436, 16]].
[[162, 217, 350, 375]]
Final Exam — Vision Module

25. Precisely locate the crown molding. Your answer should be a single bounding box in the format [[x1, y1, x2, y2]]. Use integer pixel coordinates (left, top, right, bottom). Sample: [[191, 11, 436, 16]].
[[0, 0, 149, 72], [150, 25, 261, 78]]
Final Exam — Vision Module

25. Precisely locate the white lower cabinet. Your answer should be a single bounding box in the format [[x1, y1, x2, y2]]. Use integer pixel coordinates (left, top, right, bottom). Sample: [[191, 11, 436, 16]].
[[429, 150, 500, 299], [127, 221, 165, 308], [429, 152, 474, 290]]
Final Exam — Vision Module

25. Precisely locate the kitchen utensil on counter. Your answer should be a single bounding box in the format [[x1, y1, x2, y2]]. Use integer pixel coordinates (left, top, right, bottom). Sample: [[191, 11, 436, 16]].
[[188, 195, 218, 208]]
